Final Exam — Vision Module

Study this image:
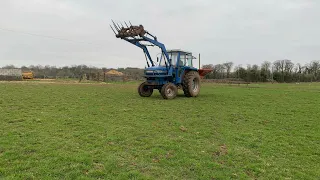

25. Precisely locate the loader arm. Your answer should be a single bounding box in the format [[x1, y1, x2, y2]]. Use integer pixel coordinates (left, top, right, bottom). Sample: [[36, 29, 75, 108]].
[[126, 39, 155, 67], [110, 21, 171, 68]]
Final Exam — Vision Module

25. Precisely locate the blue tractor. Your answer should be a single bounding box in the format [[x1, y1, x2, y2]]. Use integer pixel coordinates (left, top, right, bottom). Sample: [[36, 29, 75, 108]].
[[111, 21, 211, 99]]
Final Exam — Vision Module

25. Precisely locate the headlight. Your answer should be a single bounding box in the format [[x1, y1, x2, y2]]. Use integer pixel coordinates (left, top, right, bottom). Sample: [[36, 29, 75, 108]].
[[145, 70, 154, 73]]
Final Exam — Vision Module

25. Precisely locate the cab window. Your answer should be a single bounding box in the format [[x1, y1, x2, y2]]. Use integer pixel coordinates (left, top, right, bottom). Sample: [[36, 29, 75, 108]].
[[168, 52, 178, 66], [186, 54, 193, 67], [179, 54, 193, 67]]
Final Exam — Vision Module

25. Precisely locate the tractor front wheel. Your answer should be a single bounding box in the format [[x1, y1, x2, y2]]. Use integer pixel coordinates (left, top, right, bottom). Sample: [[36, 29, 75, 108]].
[[161, 83, 178, 99], [138, 82, 153, 97]]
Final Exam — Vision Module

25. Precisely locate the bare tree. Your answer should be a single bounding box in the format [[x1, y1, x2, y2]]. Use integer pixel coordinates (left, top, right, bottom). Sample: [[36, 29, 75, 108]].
[[202, 64, 214, 69], [223, 62, 233, 78], [310, 60, 320, 80], [284, 60, 294, 73], [261, 61, 271, 79], [102, 68, 107, 82], [273, 60, 281, 72], [296, 63, 302, 73], [234, 65, 242, 78], [261, 61, 271, 71], [2, 65, 17, 69], [280, 60, 285, 75], [273, 59, 292, 82], [213, 64, 225, 79]]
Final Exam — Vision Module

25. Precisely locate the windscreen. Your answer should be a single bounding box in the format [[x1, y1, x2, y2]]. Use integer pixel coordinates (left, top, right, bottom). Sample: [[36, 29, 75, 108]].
[[158, 53, 167, 66], [158, 52, 178, 67], [167, 52, 178, 66]]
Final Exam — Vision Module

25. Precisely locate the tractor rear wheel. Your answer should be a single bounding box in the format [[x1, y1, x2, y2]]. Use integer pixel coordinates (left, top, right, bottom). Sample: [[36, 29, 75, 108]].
[[183, 71, 201, 97], [161, 83, 178, 99], [138, 82, 153, 97]]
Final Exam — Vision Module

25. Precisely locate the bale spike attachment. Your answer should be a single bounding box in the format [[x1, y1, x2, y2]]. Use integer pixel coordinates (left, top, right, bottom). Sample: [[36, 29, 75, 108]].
[[110, 20, 147, 38]]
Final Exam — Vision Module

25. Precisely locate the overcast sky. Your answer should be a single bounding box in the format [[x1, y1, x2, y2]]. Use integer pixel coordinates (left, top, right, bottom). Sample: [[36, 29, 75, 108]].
[[0, 0, 319, 68]]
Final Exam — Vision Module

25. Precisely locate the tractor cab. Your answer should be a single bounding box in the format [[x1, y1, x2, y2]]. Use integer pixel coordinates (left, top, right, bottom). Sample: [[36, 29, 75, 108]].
[[144, 49, 197, 79], [156, 49, 195, 68], [167, 49, 196, 68], [111, 21, 213, 99]]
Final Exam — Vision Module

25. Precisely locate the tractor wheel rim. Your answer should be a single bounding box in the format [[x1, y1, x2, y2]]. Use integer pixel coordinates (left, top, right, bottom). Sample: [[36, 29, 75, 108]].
[[143, 86, 149, 92], [192, 79, 199, 92], [166, 88, 174, 96]]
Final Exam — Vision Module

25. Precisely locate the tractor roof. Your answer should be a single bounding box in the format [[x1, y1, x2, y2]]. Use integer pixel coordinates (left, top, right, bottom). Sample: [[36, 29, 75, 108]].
[[167, 49, 192, 54]]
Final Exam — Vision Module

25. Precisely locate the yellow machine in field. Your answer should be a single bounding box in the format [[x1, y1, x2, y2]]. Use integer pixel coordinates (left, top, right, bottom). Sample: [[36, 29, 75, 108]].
[[22, 72, 34, 79]]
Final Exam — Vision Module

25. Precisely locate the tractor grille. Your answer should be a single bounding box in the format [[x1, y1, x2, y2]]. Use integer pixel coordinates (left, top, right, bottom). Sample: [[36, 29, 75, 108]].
[[145, 70, 167, 76]]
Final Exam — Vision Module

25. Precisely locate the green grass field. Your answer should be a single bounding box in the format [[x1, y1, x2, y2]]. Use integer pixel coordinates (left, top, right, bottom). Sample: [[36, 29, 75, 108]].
[[0, 81, 319, 179]]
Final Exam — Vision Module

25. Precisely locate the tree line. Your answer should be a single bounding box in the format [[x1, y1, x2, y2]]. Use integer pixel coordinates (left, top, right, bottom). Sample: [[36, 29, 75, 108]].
[[202, 59, 320, 83], [0, 65, 144, 80], [2, 59, 320, 83]]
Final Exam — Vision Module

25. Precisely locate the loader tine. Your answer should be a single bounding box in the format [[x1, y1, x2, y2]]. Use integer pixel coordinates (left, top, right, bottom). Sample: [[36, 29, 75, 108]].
[[112, 20, 120, 31], [114, 24, 119, 31], [114, 24, 120, 32], [116, 23, 122, 30], [111, 19, 117, 28], [112, 20, 121, 32], [120, 22, 125, 28], [110, 25, 117, 35], [124, 21, 130, 28], [129, 21, 133, 27]]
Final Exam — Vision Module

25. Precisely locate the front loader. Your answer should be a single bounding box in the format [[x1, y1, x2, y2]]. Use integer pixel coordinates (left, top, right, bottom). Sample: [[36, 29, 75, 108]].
[[110, 21, 212, 99]]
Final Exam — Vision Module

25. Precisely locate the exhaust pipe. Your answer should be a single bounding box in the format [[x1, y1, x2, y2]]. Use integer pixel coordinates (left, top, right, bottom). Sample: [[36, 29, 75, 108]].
[[198, 53, 200, 69]]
